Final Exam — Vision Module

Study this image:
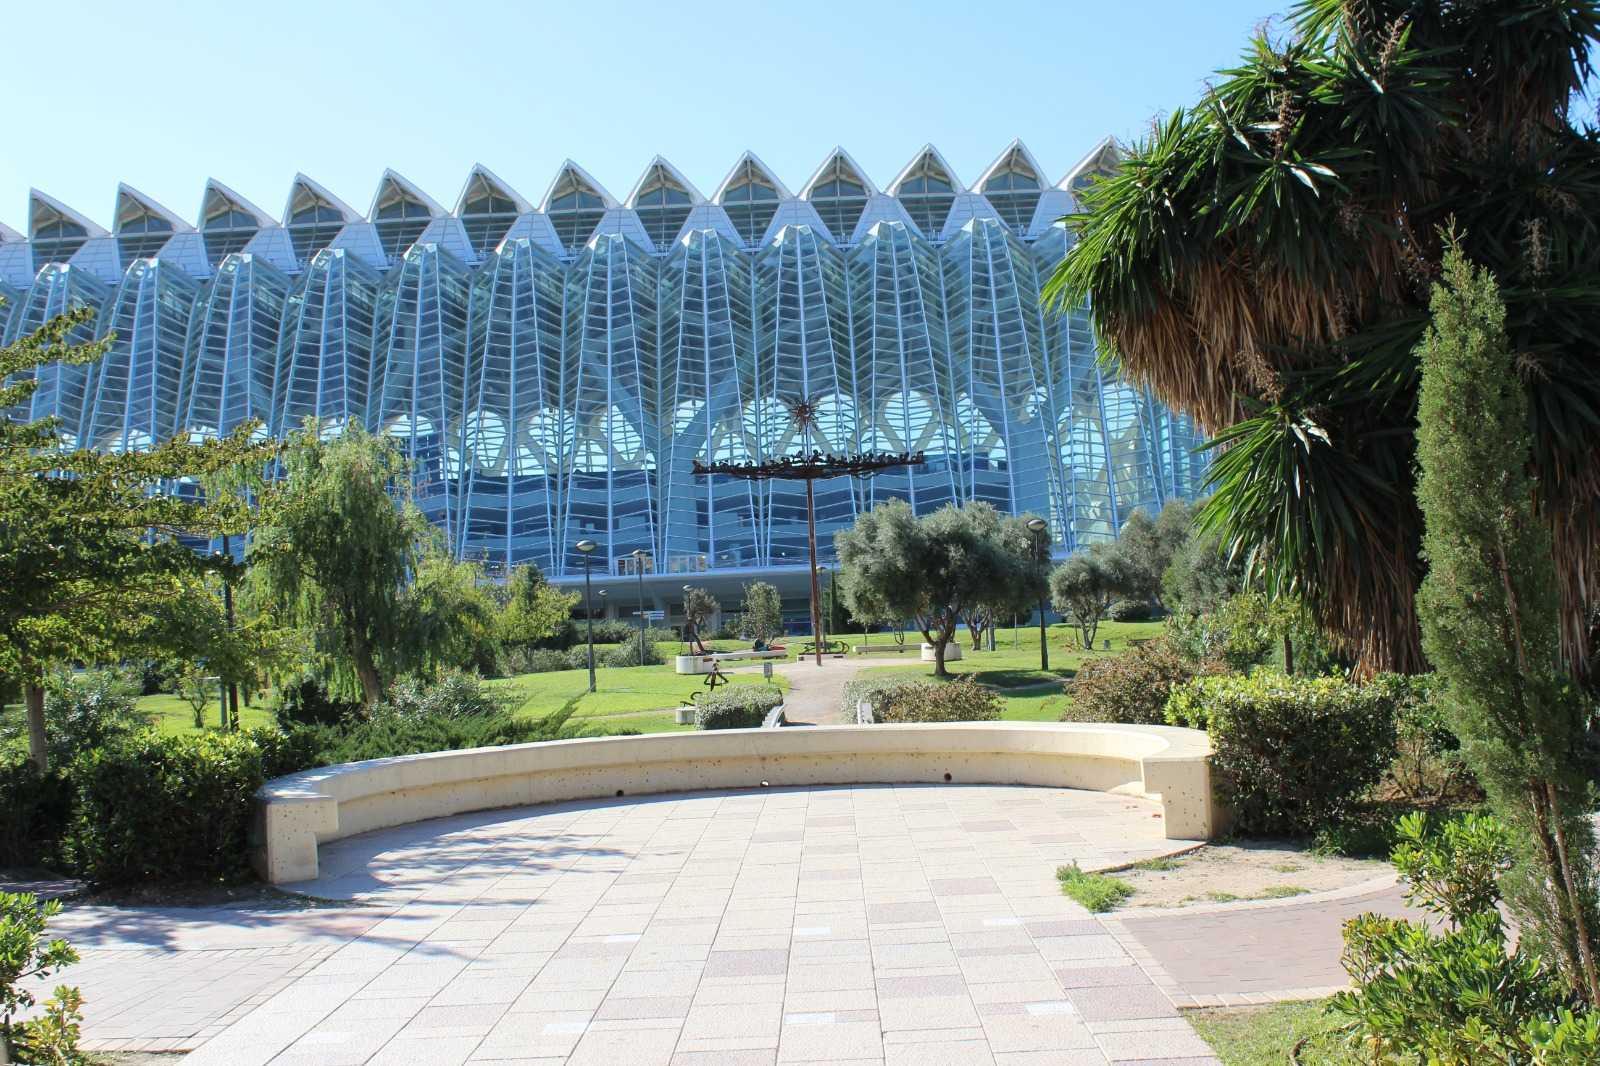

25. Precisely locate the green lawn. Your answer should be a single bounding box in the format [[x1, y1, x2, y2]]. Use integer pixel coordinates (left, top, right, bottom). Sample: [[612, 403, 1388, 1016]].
[[1188, 999, 1358, 1066], [859, 620, 1164, 690], [137, 692, 277, 735], [488, 661, 786, 727]]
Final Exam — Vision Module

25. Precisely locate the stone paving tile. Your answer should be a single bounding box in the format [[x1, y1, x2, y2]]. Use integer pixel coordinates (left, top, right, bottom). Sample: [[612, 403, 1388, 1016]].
[[61, 782, 1218, 1062]]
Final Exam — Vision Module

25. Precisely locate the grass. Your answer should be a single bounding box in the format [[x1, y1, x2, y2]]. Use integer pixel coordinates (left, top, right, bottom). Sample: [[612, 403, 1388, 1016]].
[[1188, 999, 1359, 1066], [489, 662, 786, 727], [136, 692, 277, 735], [1056, 863, 1134, 912], [1131, 856, 1183, 872], [860, 620, 1164, 690]]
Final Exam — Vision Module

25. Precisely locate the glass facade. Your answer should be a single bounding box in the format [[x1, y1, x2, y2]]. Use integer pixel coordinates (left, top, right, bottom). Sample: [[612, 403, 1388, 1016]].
[[1, 141, 1209, 578]]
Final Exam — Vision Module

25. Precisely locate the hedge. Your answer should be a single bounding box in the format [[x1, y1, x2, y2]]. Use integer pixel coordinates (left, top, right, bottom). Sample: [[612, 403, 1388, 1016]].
[[1061, 638, 1223, 725], [853, 678, 1002, 723], [1165, 672, 1400, 837], [694, 686, 783, 730]]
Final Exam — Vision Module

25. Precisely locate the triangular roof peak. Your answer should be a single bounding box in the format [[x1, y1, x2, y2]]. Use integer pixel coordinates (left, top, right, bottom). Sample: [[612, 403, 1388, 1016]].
[[539, 160, 619, 213], [453, 163, 533, 216], [886, 144, 965, 195], [975, 139, 1048, 192], [0, 220, 22, 242], [29, 189, 109, 239], [282, 173, 360, 226], [799, 147, 878, 199], [369, 168, 447, 221], [1057, 136, 1122, 191], [200, 179, 276, 229], [624, 156, 706, 208], [114, 183, 195, 233], [711, 151, 793, 202]]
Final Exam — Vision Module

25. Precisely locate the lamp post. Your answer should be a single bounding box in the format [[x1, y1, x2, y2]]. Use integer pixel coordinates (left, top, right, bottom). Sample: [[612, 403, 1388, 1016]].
[[576, 540, 597, 693], [1027, 517, 1049, 672], [631, 548, 647, 665]]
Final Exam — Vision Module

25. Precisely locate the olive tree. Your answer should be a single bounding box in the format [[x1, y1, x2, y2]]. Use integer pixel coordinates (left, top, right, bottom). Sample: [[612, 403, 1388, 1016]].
[[738, 581, 784, 647], [1050, 545, 1138, 651], [835, 499, 1007, 677]]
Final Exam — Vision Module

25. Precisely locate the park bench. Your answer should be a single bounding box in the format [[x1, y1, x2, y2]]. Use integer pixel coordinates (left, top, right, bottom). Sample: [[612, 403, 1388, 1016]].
[[853, 643, 915, 655], [797, 639, 848, 657]]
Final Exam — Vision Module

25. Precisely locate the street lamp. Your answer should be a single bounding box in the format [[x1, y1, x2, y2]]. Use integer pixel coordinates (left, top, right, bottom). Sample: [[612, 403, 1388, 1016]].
[[631, 549, 648, 665], [575, 540, 598, 693], [1027, 517, 1050, 672]]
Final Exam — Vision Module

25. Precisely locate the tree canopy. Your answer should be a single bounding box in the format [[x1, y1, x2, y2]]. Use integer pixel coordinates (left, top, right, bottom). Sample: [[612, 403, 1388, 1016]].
[[1046, 0, 1600, 676], [0, 303, 274, 768], [1050, 545, 1139, 650]]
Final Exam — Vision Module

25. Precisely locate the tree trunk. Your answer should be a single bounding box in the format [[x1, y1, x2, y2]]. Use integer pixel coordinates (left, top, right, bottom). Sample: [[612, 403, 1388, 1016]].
[[1283, 633, 1295, 675], [352, 639, 383, 711], [933, 639, 948, 678], [24, 683, 47, 773]]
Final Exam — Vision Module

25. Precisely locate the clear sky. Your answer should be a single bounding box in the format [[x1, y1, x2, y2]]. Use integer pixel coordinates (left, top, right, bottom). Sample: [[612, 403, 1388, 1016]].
[[1, 0, 1285, 231]]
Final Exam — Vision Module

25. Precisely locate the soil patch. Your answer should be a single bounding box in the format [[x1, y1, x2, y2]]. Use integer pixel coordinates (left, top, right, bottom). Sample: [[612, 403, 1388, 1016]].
[[1113, 840, 1389, 909]]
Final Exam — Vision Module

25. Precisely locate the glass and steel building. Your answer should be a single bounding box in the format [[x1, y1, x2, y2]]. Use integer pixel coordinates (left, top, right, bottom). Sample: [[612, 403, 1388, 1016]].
[[1, 140, 1208, 600]]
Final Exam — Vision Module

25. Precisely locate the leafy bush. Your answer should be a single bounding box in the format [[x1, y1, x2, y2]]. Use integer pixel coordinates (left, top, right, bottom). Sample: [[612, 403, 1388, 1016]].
[[272, 676, 361, 728], [566, 646, 599, 671], [374, 671, 510, 720], [871, 678, 1002, 723], [1366, 672, 1476, 805], [0, 892, 85, 1065], [1108, 599, 1155, 622], [694, 686, 783, 730], [1056, 865, 1132, 912], [1061, 638, 1222, 725], [7, 672, 151, 768], [1331, 813, 1600, 1064], [64, 730, 284, 885], [0, 760, 72, 869], [589, 621, 673, 647], [296, 705, 588, 765], [601, 639, 663, 668], [505, 647, 574, 675], [1165, 672, 1399, 837], [839, 676, 903, 721]]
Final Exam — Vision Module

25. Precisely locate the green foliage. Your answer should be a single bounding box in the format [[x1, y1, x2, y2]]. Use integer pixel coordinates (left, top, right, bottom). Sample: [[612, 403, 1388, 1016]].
[[1366, 673, 1475, 805], [964, 512, 1053, 650], [601, 639, 664, 668], [0, 892, 84, 1064], [0, 305, 275, 769], [1107, 599, 1154, 623], [693, 686, 783, 730], [515, 649, 576, 674], [497, 563, 578, 652], [738, 581, 785, 646], [869, 678, 1001, 723], [1056, 865, 1132, 913], [0, 759, 72, 868], [272, 676, 361, 728], [1117, 500, 1192, 609], [1165, 590, 1340, 675], [294, 705, 589, 766], [63, 730, 285, 885], [837, 499, 1013, 675], [374, 671, 511, 721], [1045, 0, 1600, 676], [398, 552, 501, 680], [34, 672, 149, 768], [1166, 673, 1398, 837], [1160, 518, 1244, 616], [246, 423, 431, 708], [177, 662, 216, 729], [1331, 813, 1600, 1065], [1414, 246, 1600, 999], [1062, 639, 1222, 725], [1050, 544, 1138, 650]]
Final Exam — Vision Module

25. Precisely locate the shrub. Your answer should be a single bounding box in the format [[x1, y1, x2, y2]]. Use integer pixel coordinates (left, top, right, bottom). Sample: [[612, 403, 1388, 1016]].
[[64, 730, 283, 885], [871, 678, 1002, 723], [1331, 813, 1600, 1064], [0, 892, 84, 1064], [299, 706, 588, 765], [566, 646, 600, 671], [272, 676, 361, 728], [590, 621, 674, 647], [1367, 672, 1476, 805], [1061, 638, 1222, 725], [505, 647, 573, 675], [1056, 865, 1132, 912], [5, 672, 151, 768], [1165, 672, 1399, 837], [1108, 599, 1155, 622], [601, 639, 663, 668], [375, 671, 510, 720], [0, 760, 72, 869], [694, 686, 783, 730]]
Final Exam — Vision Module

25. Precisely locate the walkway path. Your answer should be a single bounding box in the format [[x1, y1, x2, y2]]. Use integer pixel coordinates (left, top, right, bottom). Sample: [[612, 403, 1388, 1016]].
[[46, 783, 1221, 1064], [749, 653, 916, 725]]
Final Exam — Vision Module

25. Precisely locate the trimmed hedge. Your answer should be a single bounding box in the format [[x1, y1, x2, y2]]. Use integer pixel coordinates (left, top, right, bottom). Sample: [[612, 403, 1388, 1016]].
[[871, 678, 1002, 723], [1061, 638, 1223, 725], [0, 760, 73, 869], [694, 686, 783, 730], [1165, 672, 1400, 837]]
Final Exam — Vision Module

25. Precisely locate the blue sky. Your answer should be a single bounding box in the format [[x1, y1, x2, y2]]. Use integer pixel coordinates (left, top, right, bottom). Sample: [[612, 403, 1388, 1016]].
[[2, 0, 1285, 230]]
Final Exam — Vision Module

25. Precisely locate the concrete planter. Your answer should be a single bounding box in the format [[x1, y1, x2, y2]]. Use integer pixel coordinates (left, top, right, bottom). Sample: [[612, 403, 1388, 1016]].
[[675, 655, 711, 675], [921, 642, 963, 662], [674, 705, 695, 725]]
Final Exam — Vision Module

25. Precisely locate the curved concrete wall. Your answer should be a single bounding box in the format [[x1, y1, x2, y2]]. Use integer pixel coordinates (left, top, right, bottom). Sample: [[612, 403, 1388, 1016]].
[[252, 723, 1223, 884]]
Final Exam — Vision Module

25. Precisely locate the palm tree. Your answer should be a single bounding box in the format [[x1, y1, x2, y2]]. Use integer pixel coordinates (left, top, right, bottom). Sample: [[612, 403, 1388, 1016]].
[[1045, 0, 1600, 677]]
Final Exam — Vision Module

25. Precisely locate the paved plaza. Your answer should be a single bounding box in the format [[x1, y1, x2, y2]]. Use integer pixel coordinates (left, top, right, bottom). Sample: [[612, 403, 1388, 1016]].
[[52, 783, 1226, 1064]]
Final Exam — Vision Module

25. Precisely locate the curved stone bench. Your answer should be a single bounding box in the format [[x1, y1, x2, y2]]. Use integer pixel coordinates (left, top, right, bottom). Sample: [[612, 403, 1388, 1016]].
[[252, 722, 1224, 884]]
